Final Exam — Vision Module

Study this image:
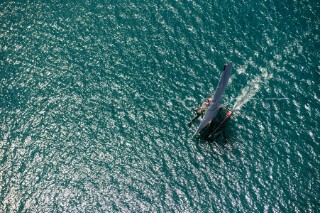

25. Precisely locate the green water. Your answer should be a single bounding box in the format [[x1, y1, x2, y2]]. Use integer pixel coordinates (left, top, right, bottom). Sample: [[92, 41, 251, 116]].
[[1, 0, 319, 212]]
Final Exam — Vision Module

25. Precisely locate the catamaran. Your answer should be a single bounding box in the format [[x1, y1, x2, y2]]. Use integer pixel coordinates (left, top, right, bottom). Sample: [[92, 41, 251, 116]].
[[188, 62, 233, 139]]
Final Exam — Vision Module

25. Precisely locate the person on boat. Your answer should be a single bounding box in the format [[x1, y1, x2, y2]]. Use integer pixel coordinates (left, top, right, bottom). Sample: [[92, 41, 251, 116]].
[[188, 99, 212, 127], [196, 99, 211, 117]]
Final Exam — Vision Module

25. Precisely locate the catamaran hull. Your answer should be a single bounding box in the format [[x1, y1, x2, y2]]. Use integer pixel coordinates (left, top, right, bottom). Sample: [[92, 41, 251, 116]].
[[188, 114, 201, 127]]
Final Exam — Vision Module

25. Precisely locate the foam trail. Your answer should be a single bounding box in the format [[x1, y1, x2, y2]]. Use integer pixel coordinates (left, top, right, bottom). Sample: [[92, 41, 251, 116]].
[[232, 68, 272, 112], [232, 76, 261, 111]]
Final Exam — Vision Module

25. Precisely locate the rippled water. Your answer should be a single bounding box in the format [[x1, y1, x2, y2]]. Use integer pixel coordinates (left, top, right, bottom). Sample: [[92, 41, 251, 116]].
[[1, 0, 319, 212]]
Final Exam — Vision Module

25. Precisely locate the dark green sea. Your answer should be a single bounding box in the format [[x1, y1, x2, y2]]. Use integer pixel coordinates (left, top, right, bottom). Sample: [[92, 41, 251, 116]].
[[1, 0, 319, 212]]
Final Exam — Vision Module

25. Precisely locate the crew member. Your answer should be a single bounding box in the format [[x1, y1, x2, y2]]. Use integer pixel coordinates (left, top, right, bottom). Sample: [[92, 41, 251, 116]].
[[196, 99, 211, 117]]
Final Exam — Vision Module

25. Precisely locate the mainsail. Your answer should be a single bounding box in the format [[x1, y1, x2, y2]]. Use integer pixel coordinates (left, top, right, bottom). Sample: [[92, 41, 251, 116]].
[[195, 62, 233, 134]]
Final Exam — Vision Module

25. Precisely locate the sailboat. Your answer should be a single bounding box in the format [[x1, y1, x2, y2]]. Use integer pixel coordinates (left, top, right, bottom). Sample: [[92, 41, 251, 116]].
[[189, 62, 233, 138]]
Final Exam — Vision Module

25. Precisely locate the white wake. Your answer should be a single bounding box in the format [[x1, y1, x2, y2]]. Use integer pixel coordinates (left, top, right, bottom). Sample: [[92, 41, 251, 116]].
[[232, 67, 272, 112]]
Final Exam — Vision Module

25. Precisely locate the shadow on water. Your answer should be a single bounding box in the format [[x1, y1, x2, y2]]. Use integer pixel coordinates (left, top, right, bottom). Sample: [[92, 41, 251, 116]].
[[193, 107, 239, 154]]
